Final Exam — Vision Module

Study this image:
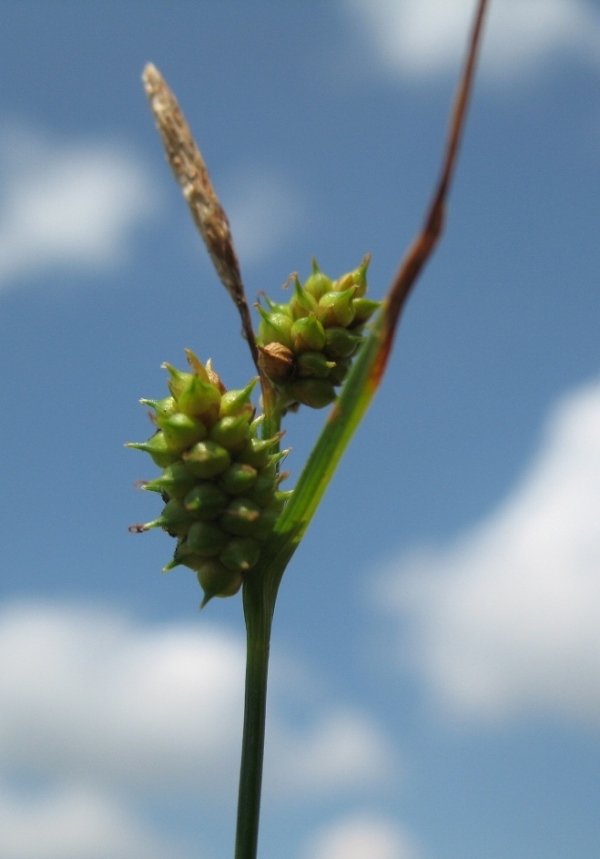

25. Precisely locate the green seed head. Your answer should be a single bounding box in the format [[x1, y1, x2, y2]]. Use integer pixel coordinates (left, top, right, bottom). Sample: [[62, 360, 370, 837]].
[[130, 352, 289, 604]]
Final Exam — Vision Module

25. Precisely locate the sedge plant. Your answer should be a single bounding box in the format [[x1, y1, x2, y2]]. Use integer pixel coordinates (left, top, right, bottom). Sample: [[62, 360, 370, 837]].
[[128, 3, 489, 857]]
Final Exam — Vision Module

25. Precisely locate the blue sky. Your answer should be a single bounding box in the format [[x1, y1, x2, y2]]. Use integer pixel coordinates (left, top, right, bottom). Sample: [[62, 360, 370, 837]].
[[1, 1, 600, 857]]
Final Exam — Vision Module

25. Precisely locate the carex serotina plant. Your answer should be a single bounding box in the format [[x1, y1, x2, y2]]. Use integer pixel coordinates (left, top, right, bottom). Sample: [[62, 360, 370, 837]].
[[128, 3, 489, 857]]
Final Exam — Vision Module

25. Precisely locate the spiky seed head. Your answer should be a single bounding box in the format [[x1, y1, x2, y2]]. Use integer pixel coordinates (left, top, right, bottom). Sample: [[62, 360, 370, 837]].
[[129, 353, 289, 606]]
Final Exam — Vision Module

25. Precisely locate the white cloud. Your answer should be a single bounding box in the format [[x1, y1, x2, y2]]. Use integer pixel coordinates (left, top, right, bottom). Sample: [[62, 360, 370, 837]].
[[0, 126, 158, 291], [302, 813, 419, 859], [0, 602, 393, 796], [378, 378, 600, 724], [0, 780, 181, 859], [342, 0, 600, 81], [267, 708, 395, 796], [221, 167, 307, 265]]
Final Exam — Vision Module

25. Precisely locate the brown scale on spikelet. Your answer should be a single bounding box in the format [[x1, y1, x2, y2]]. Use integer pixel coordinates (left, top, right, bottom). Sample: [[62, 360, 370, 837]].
[[255, 255, 381, 410], [128, 351, 289, 607]]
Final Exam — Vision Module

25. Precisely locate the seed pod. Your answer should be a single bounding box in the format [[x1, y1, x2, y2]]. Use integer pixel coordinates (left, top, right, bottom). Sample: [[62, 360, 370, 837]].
[[144, 461, 197, 500], [158, 412, 208, 454], [323, 327, 363, 359], [183, 440, 231, 479], [289, 278, 318, 319], [327, 357, 353, 386], [318, 287, 357, 328], [220, 536, 261, 573], [237, 436, 280, 470], [177, 375, 221, 422], [218, 463, 258, 496], [126, 433, 177, 468], [287, 378, 337, 409], [162, 363, 194, 400], [144, 498, 196, 537], [209, 415, 252, 454], [186, 520, 229, 557], [184, 482, 230, 520], [257, 307, 294, 350], [140, 396, 177, 420], [352, 297, 381, 326], [219, 378, 258, 419], [303, 259, 333, 301], [196, 559, 243, 608], [290, 316, 327, 353], [295, 351, 335, 379], [220, 497, 262, 537]]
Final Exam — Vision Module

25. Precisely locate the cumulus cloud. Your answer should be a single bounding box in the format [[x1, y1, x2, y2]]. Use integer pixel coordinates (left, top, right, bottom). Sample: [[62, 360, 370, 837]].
[[267, 708, 395, 796], [0, 780, 181, 859], [0, 126, 158, 291], [221, 167, 306, 265], [0, 602, 393, 797], [302, 812, 419, 859], [342, 0, 600, 81], [378, 378, 600, 724]]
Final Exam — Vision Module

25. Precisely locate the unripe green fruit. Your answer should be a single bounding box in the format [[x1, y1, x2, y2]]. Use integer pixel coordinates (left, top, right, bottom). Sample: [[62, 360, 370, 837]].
[[149, 498, 195, 537], [287, 378, 337, 409], [290, 316, 327, 353], [163, 363, 194, 400], [352, 297, 381, 325], [196, 560, 243, 608], [220, 497, 262, 537], [140, 396, 177, 420], [289, 279, 318, 319], [126, 433, 178, 468], [183, 440, 232, 479], [158, 412, 208, 454], [129, 352, 288, 604], [184, 482, 230, 520], [219, 379, 257, 418], [218, 463, 258, 495], [177, 375, 221, 422], [237, 437, 277, 470], [295, 351, 335, 379], [327, 357, 353, 386], [318, 287, 357, 328], [220, 537, 261, 573], [145, 461, 197, 500], [209, 415, 251, 454], [186, 520, 229, 556], [257, 308, 294, 350], [323, 327, 363, 359], [303, 259, 333, 300]]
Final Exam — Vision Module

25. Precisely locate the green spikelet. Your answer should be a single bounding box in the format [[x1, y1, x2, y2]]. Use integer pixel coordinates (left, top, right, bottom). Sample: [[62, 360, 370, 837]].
[[255, 254, 381, 409], [128, 351, 288, 605]]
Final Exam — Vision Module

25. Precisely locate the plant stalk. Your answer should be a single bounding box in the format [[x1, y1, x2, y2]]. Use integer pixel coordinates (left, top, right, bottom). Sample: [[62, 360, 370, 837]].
[[234, 572, 277, 859]]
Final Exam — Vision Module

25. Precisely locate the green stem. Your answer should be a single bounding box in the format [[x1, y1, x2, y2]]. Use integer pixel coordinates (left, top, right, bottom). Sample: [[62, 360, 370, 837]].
[[234, 571, 277, 859]]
